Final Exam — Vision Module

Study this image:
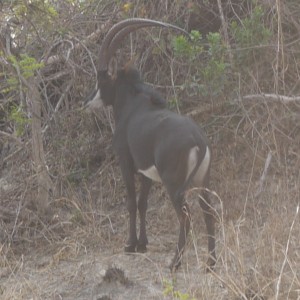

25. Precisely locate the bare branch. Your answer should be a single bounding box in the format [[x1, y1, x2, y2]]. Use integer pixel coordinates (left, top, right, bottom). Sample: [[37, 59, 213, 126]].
[[41, 23, 110, 66], [238, 93, 300, 103], [187, 93, 300, 118]]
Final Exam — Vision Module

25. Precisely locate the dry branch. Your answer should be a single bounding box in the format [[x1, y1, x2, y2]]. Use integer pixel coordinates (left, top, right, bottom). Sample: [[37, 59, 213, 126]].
[[255, 151, 272, 197], [187, 93, 300, 118], [238, 93, 300, 103], [42, 22, 111, 66]]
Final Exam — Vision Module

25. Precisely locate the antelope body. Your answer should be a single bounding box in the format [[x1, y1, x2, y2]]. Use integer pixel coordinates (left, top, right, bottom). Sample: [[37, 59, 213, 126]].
[[88, 18, 216, 271]]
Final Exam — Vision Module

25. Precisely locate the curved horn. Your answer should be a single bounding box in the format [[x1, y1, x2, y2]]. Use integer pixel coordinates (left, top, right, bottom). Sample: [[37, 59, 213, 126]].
[[99, 18, 189, 71]]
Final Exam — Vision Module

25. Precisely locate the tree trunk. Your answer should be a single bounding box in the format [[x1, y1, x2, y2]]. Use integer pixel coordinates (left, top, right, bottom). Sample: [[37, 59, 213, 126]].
[[28, 77, 53, 215]]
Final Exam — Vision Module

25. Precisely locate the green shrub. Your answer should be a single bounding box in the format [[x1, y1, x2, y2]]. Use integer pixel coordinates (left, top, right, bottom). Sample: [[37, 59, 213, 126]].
[[172, 30, 228, 98], [230, 4, 272, 66], [163, 279, 196, 300], [9, 105, 31, 137]]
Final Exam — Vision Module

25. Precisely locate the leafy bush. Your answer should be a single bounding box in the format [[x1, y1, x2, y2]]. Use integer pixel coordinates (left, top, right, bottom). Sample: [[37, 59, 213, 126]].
[[172, 30, 228, 98], [3, 54, 44, 94], [9, 105, 31, 137], [163, 279, 196, 300]]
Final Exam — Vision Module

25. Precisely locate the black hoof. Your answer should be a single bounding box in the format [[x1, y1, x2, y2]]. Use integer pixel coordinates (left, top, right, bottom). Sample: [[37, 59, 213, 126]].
[[136, 244, 147, 253], [124, 244, 136, 253], [206, 257, 216, 273]]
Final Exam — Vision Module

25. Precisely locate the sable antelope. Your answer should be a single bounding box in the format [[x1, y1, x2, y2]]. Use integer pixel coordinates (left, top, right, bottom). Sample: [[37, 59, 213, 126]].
[[87, 18, 216, 271]]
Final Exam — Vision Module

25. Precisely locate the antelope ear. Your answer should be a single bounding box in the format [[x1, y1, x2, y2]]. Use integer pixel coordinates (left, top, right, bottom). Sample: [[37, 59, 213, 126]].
[[108, 57, 118, 80]]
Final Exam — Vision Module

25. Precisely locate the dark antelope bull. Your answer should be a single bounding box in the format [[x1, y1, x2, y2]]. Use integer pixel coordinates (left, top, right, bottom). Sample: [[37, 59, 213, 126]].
[[88, 18, 216, 271]]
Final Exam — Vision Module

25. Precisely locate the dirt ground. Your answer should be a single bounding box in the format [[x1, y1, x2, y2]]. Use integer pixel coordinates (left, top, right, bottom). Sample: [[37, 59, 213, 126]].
[[0, 172, 224, 300]]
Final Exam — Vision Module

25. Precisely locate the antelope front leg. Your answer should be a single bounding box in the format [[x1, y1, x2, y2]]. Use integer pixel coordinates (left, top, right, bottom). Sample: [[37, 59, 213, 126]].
[[137, 175, 152, 252], [119, 159, 138, 252], [125, 188, 137, 252]]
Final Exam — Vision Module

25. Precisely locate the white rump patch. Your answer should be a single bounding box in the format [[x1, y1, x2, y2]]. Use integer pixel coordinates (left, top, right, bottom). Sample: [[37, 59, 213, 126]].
[[138, 146, 210, 186], [187, 146, 211, 186], [138, 165, 162, 183]]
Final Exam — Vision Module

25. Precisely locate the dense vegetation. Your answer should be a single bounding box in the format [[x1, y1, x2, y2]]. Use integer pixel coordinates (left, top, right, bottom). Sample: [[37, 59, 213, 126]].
[[0, 1, 299, 299]]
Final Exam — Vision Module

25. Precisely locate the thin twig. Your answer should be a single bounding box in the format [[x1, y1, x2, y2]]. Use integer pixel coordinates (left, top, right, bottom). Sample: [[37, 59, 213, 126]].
[[255, 151, 272, 197], [275, 205, 299, 300], [217, 0, 233, 64]]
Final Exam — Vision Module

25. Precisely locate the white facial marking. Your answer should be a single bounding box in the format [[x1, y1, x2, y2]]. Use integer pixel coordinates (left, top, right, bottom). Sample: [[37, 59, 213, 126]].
[[187, 146, 210, 186], [138, 165, 162, 183], [86, 89, 103, 111]]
